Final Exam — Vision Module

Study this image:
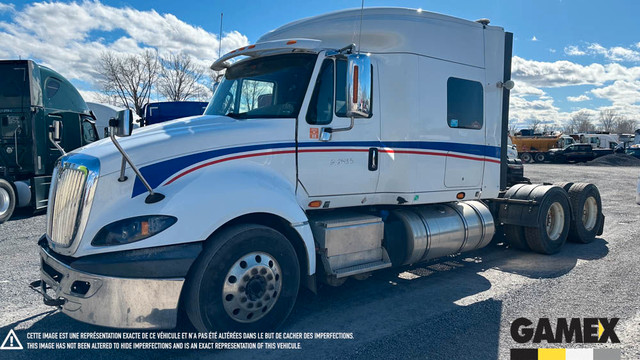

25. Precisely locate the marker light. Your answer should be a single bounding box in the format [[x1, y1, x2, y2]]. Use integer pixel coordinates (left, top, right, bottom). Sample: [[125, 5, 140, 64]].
[[92, 215, 177, 246], [457, 192, 466, 200], [286, 40, 297, 45], [353, 65, 359, 103], [308, 201, 322, 208]]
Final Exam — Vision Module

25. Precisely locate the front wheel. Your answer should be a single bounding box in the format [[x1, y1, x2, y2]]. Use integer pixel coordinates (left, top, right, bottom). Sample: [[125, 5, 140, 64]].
[[0, 179, 16, 224], [185, 224, 300, 332]]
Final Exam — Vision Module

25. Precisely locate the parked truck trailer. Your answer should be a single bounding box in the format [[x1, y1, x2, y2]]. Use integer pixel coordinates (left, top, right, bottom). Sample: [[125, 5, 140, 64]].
[[32, 8, 604, 332], [510, 133, 574, 163], [0, 60, 99, 223]]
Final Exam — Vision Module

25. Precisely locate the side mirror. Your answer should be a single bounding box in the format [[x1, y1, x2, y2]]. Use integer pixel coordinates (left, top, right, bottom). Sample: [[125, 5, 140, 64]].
[[109, 109, 133, 137], [320, 128, 332, 142], [346, 54, 372, 118], [51, 120, 62, 141]]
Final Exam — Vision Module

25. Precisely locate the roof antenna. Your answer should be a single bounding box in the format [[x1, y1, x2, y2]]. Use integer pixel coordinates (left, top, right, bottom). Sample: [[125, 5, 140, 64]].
[[218, 12, 224, 59], [357, 0, 364, 54]]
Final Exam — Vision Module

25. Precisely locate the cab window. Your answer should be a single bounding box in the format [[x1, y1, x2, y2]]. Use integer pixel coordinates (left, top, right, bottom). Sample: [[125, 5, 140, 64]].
[[81, 117, 98, 144], [335, 59, 348, 117], [306, 59, 334, 125]]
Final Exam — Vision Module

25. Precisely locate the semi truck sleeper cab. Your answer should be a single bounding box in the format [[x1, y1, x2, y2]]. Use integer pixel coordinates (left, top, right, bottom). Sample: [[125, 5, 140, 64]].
[[32, 8, 604, 331]]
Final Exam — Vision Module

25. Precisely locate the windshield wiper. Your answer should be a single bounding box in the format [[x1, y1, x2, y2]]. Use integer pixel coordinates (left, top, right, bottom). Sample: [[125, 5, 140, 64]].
[[224, 112, 244, 119]]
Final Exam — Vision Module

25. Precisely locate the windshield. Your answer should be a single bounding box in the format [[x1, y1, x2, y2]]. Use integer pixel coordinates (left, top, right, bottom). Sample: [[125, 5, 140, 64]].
[[204, 53, 317, 119], [0, 63, 30, 109]]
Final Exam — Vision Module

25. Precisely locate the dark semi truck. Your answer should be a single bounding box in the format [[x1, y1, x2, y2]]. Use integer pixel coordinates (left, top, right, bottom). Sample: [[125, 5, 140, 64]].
[[0, 60, 99, 223]]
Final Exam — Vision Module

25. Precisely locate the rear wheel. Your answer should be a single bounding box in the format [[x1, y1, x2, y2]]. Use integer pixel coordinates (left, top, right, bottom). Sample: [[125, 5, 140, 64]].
[[553, 182, 574, 192], [185, 224, 300, 332], [520, 153, 532, 163], [567, 183, 602, 243], [504, 224, 529, 251], [534, 153, 546, 162], [0, 179, 16, 224], [525, 187, 571, 254]]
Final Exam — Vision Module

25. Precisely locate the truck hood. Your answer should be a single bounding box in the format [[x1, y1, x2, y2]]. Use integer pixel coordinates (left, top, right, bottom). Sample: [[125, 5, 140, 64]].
[[71, 115, 288, 177]]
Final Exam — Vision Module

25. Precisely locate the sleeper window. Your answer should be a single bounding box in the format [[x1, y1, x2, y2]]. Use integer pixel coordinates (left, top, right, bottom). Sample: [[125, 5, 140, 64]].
[[447, 77, 483, 130]]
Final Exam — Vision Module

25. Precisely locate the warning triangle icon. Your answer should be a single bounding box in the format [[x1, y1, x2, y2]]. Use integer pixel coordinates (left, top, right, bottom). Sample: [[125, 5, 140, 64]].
[[0, 329, 23, 350]]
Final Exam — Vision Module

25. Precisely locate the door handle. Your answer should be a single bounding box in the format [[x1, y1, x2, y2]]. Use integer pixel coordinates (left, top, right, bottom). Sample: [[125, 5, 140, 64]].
[[368, 148, 378, 171]]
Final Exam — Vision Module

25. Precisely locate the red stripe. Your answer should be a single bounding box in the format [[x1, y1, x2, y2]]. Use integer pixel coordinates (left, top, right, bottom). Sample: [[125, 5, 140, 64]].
[[380, 148, 501, 164], [164, 150, 296, 185], [298, 148, 369, 153], [164, 147, 500, 185]]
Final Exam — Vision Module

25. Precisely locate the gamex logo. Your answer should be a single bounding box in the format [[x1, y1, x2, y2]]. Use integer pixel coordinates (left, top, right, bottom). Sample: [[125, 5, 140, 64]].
[[511, 318, 620, 344]]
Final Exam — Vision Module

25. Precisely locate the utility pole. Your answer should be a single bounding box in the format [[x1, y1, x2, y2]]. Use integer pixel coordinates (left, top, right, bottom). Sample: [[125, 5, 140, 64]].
[[218, 12, 224, 59]]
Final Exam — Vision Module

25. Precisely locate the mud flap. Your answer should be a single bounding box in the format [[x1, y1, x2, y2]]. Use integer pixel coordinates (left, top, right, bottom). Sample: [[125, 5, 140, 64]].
[[597, 214, 605, 236]]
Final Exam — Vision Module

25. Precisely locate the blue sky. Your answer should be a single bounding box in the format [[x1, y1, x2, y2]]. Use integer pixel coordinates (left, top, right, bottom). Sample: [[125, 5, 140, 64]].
[[1, 0, 639, 129]]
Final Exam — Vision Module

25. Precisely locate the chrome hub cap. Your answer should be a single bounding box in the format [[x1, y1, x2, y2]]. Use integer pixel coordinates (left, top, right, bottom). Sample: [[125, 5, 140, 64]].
[[582, 196, 598, 231], [546, 202, 565, 241], [222, 252, 282, 323], [0, 188, 10, 217]]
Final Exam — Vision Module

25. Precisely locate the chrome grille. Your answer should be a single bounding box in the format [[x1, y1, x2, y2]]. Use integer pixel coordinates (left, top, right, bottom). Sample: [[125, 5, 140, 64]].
[[49, 165, 88, 247]]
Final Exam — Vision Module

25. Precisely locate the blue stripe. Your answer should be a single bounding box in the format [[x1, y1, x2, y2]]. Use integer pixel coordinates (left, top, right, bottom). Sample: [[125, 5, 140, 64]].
[[132, 141, 500, 197], [133, 142, 296, 197], [299, 141, 500, 158]]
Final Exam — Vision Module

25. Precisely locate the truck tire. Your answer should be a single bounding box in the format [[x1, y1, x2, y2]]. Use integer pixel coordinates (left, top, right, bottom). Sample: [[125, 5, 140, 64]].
[[0, 179, 16, 224], [553, 182, 574, 192], [520, 153, 532, 163], [504, 224, 529, 251], [567, 183, 602, 244], [524, 187, 571, 254], [534, 153, 546, 162], [185, 224, 300, 332]]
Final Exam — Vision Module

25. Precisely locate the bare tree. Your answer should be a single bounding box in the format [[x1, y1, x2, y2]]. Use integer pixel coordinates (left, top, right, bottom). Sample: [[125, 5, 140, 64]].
[[158, 53, 209, 101], [508, 121, 519, 135], [563, 114, 580, 134], [98, 50, 160, 117], [528, 118, 542, 134], [599, 109, 618, 132], [572, 111, 595, 133], [615, 117, 637, 134]]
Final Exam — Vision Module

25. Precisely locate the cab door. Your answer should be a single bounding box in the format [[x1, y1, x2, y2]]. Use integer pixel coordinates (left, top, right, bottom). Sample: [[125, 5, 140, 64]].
[[297, 56, 380, 198]]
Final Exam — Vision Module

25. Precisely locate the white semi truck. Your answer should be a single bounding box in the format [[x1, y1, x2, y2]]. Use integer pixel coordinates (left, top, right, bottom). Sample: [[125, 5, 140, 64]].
[[32, 8, 604, 332]]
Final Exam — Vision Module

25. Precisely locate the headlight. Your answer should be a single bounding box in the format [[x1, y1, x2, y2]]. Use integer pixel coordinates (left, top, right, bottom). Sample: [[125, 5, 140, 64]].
[[91, 215, 177, 246]]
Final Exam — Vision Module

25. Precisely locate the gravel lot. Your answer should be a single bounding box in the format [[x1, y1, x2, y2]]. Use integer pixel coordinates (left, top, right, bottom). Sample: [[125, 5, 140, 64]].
[[1, 163, 638, 359]]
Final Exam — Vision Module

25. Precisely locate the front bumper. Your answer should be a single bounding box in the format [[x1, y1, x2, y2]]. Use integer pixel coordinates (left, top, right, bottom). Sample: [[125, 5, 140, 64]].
[[35, 238, 185, 329]]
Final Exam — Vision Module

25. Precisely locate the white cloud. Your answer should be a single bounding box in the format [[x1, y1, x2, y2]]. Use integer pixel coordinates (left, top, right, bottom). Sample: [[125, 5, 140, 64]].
[[591, 80, 640, 105], [0, 3, 14, 13], [0, 1, 248, 90], [567, 95, 590, 102], [512, 56, 640, 88], [565, 42, 640, 62], [509, 56, 640, 129], [531, 36, 538, 41], [549, 48, 556, 53], [564, 45, 585, 56], [510, 83, 545, 97]]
